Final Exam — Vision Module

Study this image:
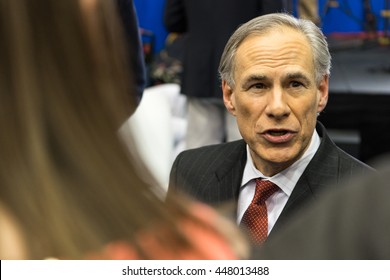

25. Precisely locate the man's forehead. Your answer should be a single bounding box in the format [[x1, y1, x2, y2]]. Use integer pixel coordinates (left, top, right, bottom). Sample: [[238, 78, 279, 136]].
[[235, 29, 314, 70], [241, 25, 302, 43]]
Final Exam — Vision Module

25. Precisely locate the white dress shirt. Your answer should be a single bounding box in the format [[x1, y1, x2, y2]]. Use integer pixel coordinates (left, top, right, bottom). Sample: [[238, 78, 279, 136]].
[[237, 130, 321, 234]]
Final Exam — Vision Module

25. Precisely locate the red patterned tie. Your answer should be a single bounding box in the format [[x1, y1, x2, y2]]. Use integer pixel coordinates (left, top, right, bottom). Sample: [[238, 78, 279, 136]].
[[240, 179, 279, 244]]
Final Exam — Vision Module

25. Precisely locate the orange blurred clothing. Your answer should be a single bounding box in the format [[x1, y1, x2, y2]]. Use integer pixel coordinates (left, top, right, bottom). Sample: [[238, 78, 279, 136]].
[[87, 203, 242, 260]]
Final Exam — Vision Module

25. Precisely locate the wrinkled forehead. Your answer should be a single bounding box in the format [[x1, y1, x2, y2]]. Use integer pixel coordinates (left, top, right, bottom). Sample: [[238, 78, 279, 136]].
[[239, 26, 310, 51], [236, 27, 313, 65]]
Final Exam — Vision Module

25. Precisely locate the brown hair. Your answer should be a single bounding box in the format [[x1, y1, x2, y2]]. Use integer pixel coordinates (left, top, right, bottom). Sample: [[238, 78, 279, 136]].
[[0, 0, 237, 259]]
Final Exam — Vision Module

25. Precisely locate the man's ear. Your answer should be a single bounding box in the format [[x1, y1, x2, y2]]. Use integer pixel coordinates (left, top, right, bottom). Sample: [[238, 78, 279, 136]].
[[222, 80, 236, 116], [317, 75, 329, 113]]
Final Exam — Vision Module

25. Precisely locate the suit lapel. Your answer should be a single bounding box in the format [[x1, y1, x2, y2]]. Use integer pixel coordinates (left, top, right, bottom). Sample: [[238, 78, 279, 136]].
[[213, 140, 247, 203]]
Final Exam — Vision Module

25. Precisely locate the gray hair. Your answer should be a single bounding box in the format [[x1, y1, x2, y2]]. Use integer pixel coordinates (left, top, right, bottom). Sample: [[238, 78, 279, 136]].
[[218, 13, 331, 87]]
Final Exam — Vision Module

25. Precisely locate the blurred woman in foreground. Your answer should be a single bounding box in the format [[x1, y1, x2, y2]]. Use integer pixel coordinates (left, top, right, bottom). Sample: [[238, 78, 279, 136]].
[[0, 0, 248, 259]]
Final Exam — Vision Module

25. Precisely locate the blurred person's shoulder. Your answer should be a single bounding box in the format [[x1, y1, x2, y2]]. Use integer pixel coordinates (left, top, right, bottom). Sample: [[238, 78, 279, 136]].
[[86, 202, 249, 260]]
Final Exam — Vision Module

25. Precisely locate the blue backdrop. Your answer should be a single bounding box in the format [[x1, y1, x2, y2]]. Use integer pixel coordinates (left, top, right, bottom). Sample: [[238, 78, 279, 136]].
[[133, 0, 167, 53], [320, 0, 387, 34], [134, 0, 389, 53]]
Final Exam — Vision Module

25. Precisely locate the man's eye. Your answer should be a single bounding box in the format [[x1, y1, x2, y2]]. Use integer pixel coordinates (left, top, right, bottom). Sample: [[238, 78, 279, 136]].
[[252, 83, 266, 89], [290, 81, 303, 87]]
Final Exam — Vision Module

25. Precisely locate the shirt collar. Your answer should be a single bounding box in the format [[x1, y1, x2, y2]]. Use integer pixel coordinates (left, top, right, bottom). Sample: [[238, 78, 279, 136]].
[[241, 129, 321, 196]]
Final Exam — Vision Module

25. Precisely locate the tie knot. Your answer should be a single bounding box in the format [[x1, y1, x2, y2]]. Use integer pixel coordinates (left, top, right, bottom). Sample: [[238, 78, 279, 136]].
[[253, 179, 279, 204]]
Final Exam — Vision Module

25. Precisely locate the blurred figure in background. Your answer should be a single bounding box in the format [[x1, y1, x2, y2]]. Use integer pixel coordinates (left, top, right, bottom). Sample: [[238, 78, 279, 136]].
[[116, 0, 146, 100], [163, 0, 284, 149], [298, 0, 320, 26], [0, 0, 248, 260]]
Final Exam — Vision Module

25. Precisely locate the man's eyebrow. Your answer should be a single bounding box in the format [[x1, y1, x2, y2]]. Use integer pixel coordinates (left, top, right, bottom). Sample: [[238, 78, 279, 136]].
[[241, 74, 268, 88]]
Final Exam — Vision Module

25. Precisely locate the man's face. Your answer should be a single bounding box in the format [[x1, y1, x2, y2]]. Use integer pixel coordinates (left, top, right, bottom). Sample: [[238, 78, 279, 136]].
[[222, 27, 328, 176]]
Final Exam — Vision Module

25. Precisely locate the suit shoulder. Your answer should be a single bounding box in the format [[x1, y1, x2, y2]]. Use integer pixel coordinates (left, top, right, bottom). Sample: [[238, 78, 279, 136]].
[[176, 140, 245, 159], [316, 123, 375, 174], [171, 140, 246, 180], [335, 145, 375, 172]]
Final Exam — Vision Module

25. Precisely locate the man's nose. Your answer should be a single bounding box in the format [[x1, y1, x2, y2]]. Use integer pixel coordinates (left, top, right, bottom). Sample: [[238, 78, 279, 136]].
[[264, 87, 290, 119]]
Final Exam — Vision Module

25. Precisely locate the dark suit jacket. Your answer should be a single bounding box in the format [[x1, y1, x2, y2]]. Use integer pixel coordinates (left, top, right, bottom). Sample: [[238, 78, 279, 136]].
[[163, 0, 284, 98], [169, 122, 374, 239]]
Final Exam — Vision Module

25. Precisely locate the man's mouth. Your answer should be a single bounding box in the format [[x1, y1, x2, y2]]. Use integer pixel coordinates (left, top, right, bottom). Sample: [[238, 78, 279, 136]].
[[262, 129, 296, 143], [267, 130, 289, 136]]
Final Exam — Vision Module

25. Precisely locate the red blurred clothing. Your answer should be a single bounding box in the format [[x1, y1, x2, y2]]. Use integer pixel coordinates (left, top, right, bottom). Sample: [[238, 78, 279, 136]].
[[87, 203, 240, 260]]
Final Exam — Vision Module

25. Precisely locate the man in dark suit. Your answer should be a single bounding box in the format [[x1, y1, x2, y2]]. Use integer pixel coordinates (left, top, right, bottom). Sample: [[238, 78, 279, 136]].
[[169, 13, 374, 244], [163, 0, 284, 149]]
